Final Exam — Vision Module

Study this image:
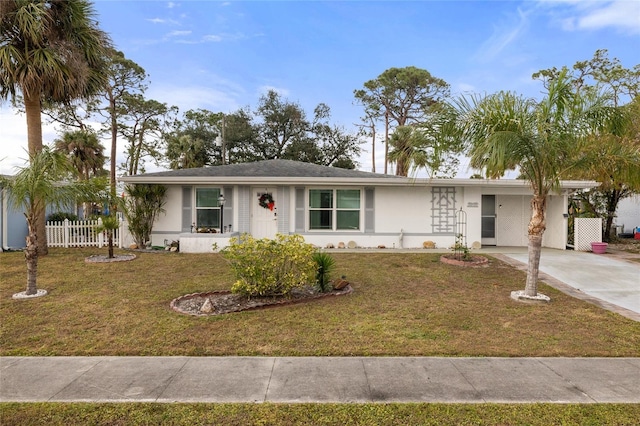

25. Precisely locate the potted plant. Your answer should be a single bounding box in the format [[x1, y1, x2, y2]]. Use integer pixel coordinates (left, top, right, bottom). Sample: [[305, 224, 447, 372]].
[[590, 242, 608, 254]]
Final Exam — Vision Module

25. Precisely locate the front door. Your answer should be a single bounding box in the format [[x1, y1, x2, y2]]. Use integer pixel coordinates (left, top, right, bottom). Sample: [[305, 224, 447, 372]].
[[481, 195, 497, 246], [252, 188, 278, 239]]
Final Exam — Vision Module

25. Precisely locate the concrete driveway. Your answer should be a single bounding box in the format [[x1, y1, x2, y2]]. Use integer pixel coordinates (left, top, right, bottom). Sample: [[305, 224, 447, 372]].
[[495, 248, 640, 320]]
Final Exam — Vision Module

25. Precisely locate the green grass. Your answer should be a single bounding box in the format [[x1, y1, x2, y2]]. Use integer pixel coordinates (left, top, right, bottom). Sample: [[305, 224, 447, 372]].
[[1, 403, 639, 426], [2, 248, 639, 357], [3, 248, 639, 424]]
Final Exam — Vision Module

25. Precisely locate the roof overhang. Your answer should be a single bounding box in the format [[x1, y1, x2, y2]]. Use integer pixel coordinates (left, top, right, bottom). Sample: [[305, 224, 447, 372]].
[[119, 174, 599, 192]]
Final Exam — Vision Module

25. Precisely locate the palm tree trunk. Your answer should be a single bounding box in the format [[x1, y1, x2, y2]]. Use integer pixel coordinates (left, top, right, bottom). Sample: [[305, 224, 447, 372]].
[[108, 231, 114, 259], [524, 195, 547, 297], [24, 92, 49, 256], [524, 234, 542, 296], [24, 224, 39, 295]]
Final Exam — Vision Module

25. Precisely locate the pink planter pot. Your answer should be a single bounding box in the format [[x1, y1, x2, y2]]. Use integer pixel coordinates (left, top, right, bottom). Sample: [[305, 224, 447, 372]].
[[590, 242, 608, 254]]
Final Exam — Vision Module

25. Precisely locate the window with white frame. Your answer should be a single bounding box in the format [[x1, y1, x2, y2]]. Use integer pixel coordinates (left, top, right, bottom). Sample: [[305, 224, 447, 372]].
[[309, 189, 361, 230], [195, 188, 222, 229]]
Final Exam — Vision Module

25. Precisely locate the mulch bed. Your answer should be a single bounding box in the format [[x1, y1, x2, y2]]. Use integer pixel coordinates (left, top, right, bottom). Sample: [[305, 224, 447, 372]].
[[439, 254, 489, 267], [85, 254, 137, 263], [171, 284, 353, 316]]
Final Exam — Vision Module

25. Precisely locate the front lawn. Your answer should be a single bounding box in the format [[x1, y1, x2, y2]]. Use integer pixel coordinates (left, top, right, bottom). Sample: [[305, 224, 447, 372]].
[[2, 248, 638, 357]]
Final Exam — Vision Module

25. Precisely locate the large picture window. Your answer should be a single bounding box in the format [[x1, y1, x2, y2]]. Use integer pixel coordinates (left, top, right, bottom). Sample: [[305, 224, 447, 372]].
[[309, 189, 361, 231], [196, 188, 222, 229]]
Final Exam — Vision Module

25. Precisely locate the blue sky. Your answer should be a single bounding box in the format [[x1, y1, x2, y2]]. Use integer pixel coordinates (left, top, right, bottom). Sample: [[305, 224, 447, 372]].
[[1, 0, 639, 176]]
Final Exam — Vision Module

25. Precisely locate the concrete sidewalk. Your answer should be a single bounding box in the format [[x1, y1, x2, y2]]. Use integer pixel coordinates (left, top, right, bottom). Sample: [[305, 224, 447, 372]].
[[2, 356, 639, 403]]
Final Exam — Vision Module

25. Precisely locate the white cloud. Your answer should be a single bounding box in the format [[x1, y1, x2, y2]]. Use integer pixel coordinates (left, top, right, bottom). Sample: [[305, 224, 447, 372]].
[[474, 7, 531, 62], [167, 2, 177, 9], [202, 34, 223, 42], [167, 30, 191, 37], [0, 110, 64, 175], [146, 17, 180, 25], [539, 0, 640, 35], [257, 85, 290, 98], [454, 83, 477, 95], [577, 1, 640, 34], [146, 84, 243, 114]]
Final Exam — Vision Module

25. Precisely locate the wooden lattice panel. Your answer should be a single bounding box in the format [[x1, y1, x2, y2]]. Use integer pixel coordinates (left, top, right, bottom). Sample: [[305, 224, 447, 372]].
[[574, 218, 602, 251]]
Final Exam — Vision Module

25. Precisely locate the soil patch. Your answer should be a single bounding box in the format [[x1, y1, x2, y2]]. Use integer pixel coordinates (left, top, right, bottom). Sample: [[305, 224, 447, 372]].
[[171, 284, 353, 316], [85, 254, 137, 263], [439, 254, 489, 267]]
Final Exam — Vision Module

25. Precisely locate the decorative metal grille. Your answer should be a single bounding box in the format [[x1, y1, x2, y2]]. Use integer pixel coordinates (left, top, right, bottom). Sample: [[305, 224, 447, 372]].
[[431, 187, 456, 233]]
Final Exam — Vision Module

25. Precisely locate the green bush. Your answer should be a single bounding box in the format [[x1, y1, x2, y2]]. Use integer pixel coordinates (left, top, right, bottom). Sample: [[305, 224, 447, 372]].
[[47, 212, 78, 222], [313, 251, 336, 292], [222, 234, 316, 297]]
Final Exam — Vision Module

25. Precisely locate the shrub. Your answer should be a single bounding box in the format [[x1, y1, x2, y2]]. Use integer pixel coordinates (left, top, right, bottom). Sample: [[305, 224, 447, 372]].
[[452, 233, 471, 261], [313, 251, 336, 292], [222, 234, 316, 297], [122, 184, 167, 247], [47, 212, 78, 222], [96, 214, 120, 259]]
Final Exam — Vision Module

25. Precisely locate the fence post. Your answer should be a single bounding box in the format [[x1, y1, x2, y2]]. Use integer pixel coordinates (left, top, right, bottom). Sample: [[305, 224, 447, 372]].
[[97, 218, 103, 248], [63, 219, 69, 248], [118, 219, 123, 249]]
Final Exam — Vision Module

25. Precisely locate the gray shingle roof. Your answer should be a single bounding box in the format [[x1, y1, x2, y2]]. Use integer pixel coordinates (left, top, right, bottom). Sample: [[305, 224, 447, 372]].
[[127, 160, 402, 179]]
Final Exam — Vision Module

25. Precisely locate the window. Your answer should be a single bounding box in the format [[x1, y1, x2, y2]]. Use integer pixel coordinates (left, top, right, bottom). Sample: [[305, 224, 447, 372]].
[[309, 189, 361, 230], [309, 189, 333, 229], [196, 188, 222, 229]]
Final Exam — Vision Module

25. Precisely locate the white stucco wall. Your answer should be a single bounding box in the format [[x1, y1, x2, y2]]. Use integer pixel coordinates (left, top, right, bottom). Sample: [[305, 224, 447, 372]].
[[461, 186, 483, 248], [374, 186, 431, 234], [496, 195, 529, 247], [143, 182, 572, 252], [179, 233, 234, 253], [615, 195, 640, 233], [542, 195, 568, 250], [145, 185, 182, 247], [483, 193, 567, 249], [297, 185, 459, 249]]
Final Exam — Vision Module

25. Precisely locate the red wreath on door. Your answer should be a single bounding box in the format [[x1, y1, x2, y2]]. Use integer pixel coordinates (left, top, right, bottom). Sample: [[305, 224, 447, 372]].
[[258, 193, 275, 211]]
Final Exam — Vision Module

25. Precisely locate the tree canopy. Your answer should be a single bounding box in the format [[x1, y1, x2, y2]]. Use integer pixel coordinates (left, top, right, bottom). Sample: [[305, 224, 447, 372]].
[[451, 70, 623, 298], [163, 90, 360, 169], [0, 0, 111, 255], [354, 66, 452, 176], [534, 50, 640, 241], [1, 147, 102, 295]]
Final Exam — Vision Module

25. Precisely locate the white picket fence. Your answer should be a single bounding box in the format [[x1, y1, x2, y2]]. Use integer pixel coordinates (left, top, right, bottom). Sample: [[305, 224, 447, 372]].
[[46, 218, 126, 248]]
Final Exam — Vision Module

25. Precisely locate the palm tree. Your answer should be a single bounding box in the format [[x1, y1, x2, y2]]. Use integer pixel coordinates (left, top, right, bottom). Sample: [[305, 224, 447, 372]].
[[54, 129, 106, 218], [388, 105, 464, 178], [166, 134, 209, 169], [1, 147, 99, 297], [54, 130, 106, 181], [0, 0, 111, 254], [96, 213, 120, 259], [388, 126, 421, 177], [453, 70, 621, 300]]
